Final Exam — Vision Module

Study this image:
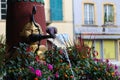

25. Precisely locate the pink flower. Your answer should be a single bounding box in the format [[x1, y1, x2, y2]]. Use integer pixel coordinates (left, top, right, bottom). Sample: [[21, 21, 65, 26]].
[[28, 66, 35, 73], [47, 77, 50, 80], [93, 58, 99, 62], [114, 65, 118, 70], [100, 59, 104, 62], [106, 59, 109, 63], [43, 61, 47, 66], [59, 49, 63, 54], [35, 55, 40, 62], [93, 51, 98, 57], [35, 69, 42, 77], [26, 47, 32, 52], [114, 71, 120, 76], [48, 64, 53, 70], [55, 72, 59, 78]]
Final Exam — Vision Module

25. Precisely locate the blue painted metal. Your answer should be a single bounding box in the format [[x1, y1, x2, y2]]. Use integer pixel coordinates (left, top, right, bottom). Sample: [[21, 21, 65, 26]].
[[50, 0, 63, 21]]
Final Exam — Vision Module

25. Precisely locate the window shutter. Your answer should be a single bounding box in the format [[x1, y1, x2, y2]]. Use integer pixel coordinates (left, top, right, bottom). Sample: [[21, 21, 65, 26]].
[[50, 0, 63, 21]]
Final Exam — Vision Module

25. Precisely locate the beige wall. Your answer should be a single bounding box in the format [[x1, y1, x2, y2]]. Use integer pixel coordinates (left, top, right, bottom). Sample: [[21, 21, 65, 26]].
[[0, 21, 6, 35], [63, 0, 73, 22], [44, 0, 73, 22], [44, 0, 74, 42], [49, 22, 73, 41]]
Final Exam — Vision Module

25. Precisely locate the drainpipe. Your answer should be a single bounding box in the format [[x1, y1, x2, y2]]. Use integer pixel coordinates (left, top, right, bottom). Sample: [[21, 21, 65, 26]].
[[72, 0, 76, 42]]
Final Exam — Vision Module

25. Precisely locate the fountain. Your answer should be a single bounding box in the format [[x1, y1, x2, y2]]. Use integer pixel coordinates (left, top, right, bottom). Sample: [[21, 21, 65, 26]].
[[51, 34, 76, 80], [6, 1, 57, 58]]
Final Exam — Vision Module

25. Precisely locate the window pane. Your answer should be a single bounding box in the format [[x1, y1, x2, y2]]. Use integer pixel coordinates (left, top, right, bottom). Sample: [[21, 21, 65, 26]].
[[89, 4, 94, 24], [1, 9, 6, 13], [1, 0, 6, 2], [84, 40, 92, 47], [84, 4, 94, 25], [95, 40, 101, 59], [1, 15, 6, 19], [104, 4, 114, 24], [103, 40, 116, 60], [1, 4, 6, 8]]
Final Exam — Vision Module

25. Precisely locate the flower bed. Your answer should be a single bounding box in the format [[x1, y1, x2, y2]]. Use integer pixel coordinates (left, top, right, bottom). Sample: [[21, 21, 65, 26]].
[[0, 39, 120, 80]]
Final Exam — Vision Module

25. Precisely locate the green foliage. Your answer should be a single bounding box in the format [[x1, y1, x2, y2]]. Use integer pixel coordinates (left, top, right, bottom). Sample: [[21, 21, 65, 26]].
[[1, 40, 120, 80], [44, 43, 120, 80], [0, 34, 5, 44], [0, 34, 6, 76], [2, 43, 53, 80], [0, 44, 5, 65]]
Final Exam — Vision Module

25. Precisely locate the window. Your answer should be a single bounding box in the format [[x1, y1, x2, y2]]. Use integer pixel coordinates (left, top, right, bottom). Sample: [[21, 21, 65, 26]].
[[0, 0, 7, 20], [103, 40, 116, 60], [118, 41, 120, 60], [84, 3, 94, 25], [104, 4, 114, 25], [50, 0, 63, 21]]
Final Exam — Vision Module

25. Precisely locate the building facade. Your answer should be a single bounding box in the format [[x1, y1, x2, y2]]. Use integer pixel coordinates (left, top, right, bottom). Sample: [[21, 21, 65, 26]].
[[44, 0, 74, 43], [74, 0, 120, 61], [0, 0, 7, 35]]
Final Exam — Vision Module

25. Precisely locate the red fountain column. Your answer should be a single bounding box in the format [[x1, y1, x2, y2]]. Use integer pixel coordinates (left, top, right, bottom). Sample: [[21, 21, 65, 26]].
[[6, 0, 46, 50]]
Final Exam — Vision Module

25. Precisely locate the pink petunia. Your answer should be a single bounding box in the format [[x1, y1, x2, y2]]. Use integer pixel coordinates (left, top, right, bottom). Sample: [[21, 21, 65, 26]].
[[106, 59, 109, 63], [43, 61, 47, 66], [55, 72, 59, 78], [114, 65, 118, 70], [59, 49, 63, 54], [28, 66, 35, 73], [114, 71, 120, 76], [48, 64, 53, 70], [47, 77, 50, 80], [35, 55, 40, 62], [35, 69, 42, 77], [26, 47, 32, 52], [93, 58, 99, 62]]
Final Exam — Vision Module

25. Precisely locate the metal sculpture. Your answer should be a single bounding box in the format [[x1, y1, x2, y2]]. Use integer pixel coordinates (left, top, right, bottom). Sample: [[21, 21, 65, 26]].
[[6, 0, 57, 59]]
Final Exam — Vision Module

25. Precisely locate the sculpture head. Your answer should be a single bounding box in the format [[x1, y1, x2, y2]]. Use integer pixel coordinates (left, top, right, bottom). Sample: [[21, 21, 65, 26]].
[[19, 5, 57, 56], [20, 22, 43, 42]]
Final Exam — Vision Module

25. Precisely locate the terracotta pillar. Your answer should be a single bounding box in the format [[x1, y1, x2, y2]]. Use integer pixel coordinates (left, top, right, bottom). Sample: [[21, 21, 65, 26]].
[[6, 0, 46, 50]]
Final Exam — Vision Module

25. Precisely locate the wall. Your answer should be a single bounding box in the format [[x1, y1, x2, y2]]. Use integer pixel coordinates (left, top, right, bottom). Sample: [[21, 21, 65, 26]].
[[73, 0, 120, 61], [0, 21, 6, 35], [44, 0, 74, 42], [74, 0, 120, 26]]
